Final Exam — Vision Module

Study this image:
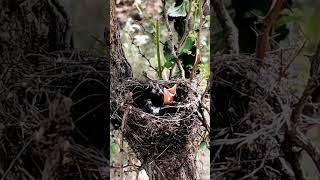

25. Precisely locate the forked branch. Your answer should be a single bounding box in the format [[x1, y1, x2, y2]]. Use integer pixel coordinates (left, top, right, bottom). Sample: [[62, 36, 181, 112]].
[[255, 0, 288, 59]]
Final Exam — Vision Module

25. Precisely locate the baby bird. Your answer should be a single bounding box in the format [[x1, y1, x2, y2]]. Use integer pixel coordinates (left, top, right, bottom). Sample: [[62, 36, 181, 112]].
[[163, 84, 177, 105], [143, 99, 160, 115]]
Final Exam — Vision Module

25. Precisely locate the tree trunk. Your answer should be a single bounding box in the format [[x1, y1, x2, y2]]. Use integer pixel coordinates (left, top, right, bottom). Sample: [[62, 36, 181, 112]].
[[109, 0, 133, 80]]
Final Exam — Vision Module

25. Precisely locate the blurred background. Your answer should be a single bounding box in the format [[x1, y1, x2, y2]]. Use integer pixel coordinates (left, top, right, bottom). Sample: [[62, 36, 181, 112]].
[[61, 0, 106, 54]]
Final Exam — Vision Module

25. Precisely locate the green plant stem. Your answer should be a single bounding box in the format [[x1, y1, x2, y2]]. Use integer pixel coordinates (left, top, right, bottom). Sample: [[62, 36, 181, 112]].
[[156, 19, 162, 79]]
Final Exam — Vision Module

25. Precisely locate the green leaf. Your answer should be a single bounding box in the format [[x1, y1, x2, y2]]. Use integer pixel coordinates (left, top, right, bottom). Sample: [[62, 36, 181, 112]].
[[164, 61, 174, 68], [110, 143, 119, 161], [205, 15, 210, 22], [180, 34, 196, 54], [163, 41, 175, 68], [199, 141, 207, 150], [168, 0, 189, 17], [199, 63, 210, 78]]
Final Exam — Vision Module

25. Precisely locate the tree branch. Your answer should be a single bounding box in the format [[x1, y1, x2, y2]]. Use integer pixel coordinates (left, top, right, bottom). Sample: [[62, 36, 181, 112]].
[[290, 130, 320, 173], [190, 0, 205, 80], [288, 41, 320, 174], [255, 0, 288, 60], [290, 41, 320, 131], [212, 0, 239, 54]]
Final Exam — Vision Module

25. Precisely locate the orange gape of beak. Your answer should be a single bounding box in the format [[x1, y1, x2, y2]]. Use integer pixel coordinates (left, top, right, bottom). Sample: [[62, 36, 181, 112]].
[[163, 84, 177, 105]]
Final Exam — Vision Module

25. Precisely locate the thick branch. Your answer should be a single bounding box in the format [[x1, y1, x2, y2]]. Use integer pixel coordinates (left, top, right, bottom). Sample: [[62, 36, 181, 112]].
[[212, 0, 239, 54], [288, 41, 320, 175], [255, 0, 288, 59]]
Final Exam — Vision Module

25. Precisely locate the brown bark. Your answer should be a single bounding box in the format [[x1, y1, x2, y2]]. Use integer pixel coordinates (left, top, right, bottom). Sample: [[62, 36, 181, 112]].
[[255, 0, 288, 60], [110, 0, 133, 79]]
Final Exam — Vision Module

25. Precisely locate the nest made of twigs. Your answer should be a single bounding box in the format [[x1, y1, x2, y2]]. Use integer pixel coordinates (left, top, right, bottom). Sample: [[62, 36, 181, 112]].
[[0, 51, 109, 180], [112, 79, 206, 175], [211, 54, 294, 179]]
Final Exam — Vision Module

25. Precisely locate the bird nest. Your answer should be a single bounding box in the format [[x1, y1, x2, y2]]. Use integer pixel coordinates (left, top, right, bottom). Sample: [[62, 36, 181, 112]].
[[211, 54, 294, 179], [111, 79, 206, 177], [0, 51, 109, 179]]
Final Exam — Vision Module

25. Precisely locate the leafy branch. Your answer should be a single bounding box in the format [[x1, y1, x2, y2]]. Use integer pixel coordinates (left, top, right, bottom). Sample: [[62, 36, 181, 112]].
[[162, 0, 186, 80], [190, 0, 206, 80]]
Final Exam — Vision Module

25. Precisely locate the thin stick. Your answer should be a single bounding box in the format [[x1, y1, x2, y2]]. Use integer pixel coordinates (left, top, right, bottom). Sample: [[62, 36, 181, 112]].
[[156, 19, 163, 79], [119, 105, 131, 180]]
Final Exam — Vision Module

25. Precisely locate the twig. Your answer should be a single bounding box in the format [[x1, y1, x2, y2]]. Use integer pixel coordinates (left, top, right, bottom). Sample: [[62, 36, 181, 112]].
[[177, 0, 194, 52], [155, 145, 171, 160], [212, 134, 229, 163], [128, 34, 157, 72], [283, 40, 306, 75], [290, 69, 320, 130], [119, 105, 132, 180], [197, 108, 210, 133], [238, 148, 271, 180]]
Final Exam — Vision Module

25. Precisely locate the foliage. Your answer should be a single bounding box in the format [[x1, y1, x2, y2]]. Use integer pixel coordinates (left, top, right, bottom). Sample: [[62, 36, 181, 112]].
[[121, 0, 210, 80], [167, 0, 189, 17]]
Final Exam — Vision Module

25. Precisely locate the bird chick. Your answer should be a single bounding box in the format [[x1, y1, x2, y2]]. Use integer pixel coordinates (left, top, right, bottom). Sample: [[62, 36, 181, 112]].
[[143, 99, 160, 115], [163, 84, 177, 105]]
